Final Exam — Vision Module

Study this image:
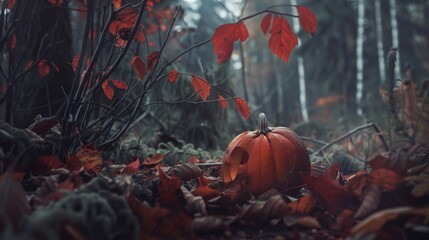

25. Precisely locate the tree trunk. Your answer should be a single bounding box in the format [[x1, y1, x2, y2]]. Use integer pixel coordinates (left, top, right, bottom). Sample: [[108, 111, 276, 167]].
[[375, 0, 386, 83], [356, 0, 365, 116]]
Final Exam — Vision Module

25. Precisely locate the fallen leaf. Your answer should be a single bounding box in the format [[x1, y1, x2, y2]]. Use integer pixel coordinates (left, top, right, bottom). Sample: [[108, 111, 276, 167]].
[[192, 216, 226, 234], [157, 165, 185, 209], [192, 186, 223, 202], [369, 168, 404, 190], [354, 184, 382, 218], [28, 116, 60, 136], [235, 195, 290, 225], [31, 156, 63, 176], [168, 163, 203, 181], [182, 186, 207, 216], [74, 144, 102, 173], [142, 153, 164, 167], [288, 193, 318, 214]]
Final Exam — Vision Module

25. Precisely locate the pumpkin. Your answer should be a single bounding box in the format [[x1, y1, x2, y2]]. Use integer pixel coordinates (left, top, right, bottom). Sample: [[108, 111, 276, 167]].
[[222, 113, 310, 195]]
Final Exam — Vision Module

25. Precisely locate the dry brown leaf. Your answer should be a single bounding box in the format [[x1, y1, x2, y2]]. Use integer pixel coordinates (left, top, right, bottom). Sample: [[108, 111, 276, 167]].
[[354, 184, 382, 219], [369, 168, 404, 190], [406, 175, 429, 197], [167, 163, 202, 181], [288, 193, 318, 214], [350, 206, 429, 237], [235, 195, 290, 225], [192, 216, 227, 234], [181, 186, 207, 216], [75, 144, 102, 172]]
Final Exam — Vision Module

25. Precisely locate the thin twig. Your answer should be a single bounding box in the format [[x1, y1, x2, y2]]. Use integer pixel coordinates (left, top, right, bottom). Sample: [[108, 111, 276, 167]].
[[312, 122, 389, 156]]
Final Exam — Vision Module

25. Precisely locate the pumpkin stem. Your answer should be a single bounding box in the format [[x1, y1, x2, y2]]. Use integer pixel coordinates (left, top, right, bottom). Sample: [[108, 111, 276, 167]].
[[256, 113, 271, 134]]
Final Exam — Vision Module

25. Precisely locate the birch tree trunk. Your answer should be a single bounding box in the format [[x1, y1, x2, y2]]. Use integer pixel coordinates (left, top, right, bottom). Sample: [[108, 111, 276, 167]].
[[390, 0, 400, 78], [356, 0, 365, 116], [375, 0, 386, 83], [291, 0, 309, 122]]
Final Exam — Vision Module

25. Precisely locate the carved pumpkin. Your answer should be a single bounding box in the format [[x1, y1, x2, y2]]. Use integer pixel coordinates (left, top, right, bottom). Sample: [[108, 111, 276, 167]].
[[222, 113, 310, 195]]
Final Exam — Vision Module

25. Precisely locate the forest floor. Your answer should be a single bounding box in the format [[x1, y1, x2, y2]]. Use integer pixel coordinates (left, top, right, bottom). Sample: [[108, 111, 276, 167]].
[[0, 119, 429, 240]]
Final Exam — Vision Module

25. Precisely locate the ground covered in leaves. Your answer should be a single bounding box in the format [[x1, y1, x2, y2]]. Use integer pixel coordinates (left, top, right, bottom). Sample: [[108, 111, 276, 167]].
[[1, 121, 429, 240]]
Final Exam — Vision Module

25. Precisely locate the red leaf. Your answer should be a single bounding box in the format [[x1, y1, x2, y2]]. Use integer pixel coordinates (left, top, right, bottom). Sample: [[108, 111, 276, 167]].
[[28, 116, 60, 135], [6, 0, 15, 9], [297, 6, 318, 36], [65, 155, 82, 172], [38, 59, 50, 78], [48, 0, 63, 5], [302, 164, 360, 214], [147, 51, 159, 70], [192, 186, 223, 202], [288, 193, 318, 214], [212, 22, 249, 64], [31, 156, 63, 175], [127, 158, 140, 169], [142, 153, 164, 167], [157, 165, 185, 209], [7, 33, 16, 50], [131, 55, 147, 80], [112, 0, 122, 9], [268, 16, 298, 63], [111, 79, 128, 89], [191, 75, 211, 101], [234, 97, 250, 120], [369, 168, 404, 190], [218, 94, 228, 110], [260, 14, 272, 35], [72, 54, 81, 73], [102, 81, 114, 100], [24, 60, 33, 71], [168, 70, 179, 84]]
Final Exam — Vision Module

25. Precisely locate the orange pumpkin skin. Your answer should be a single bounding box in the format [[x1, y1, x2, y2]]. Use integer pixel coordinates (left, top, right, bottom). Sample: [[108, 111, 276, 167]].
[[222, 113, 310, 195]]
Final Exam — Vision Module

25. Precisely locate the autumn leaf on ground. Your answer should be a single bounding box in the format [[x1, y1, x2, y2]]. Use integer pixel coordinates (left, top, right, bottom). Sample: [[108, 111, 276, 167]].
[[235, 195, 290, 225], [288, 193, 318, 214], [182, 186, 207, 216], [350, 207, 412, 237], [74, 144, 102, 173], [212, 22, 249, 64], [157, 165, 186, 209], [191, 75, 211, 101], [354, 184, 382, 219], [267, 16, 298, 63], [101, 81, 114, 100], [167, 163, 203, 181], [218, 94, 228, 110], [0, 175, 31, 231], [131, 55, 147, 80], [234, 97, 250, 120], [122, 158, 140, 174], [169, 70, 179, 84], [369, 168, 404, 190], [28, 116, 60, 136], [141, 153, 164, 167], [127, 196, 195, 239], [38, 59, 50, 78], [297, 6, 318, 36], [111, 80, 128, 90], [31, 156, 63, 176], [192, 185, 223, 202], [302, 163, 359, 214]]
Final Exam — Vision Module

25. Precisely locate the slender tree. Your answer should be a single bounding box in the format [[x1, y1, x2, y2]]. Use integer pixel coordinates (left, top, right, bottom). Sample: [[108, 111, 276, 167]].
[[374, 0, 386, 83], [356, 0, 365, 116], [291, 0, 308, 122], [389, 0, 400, 77]]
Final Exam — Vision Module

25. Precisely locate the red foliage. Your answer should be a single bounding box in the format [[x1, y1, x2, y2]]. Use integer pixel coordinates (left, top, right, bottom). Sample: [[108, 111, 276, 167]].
[[218, 94, 228, 110], [38, 59, 50, 78], [111, 80, 128, 90], [267, 15, 298, 63], [212, 22, 249, 64], [260, 14, 272, 35], [131, 55, 147, 80], [101, 80, 114, 100], [234, 97, 250, 120], [191, 75, 211, 101], [168, 70, 179, 84], [147, 51, 160, 70], [297, 6, 318, 36]]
